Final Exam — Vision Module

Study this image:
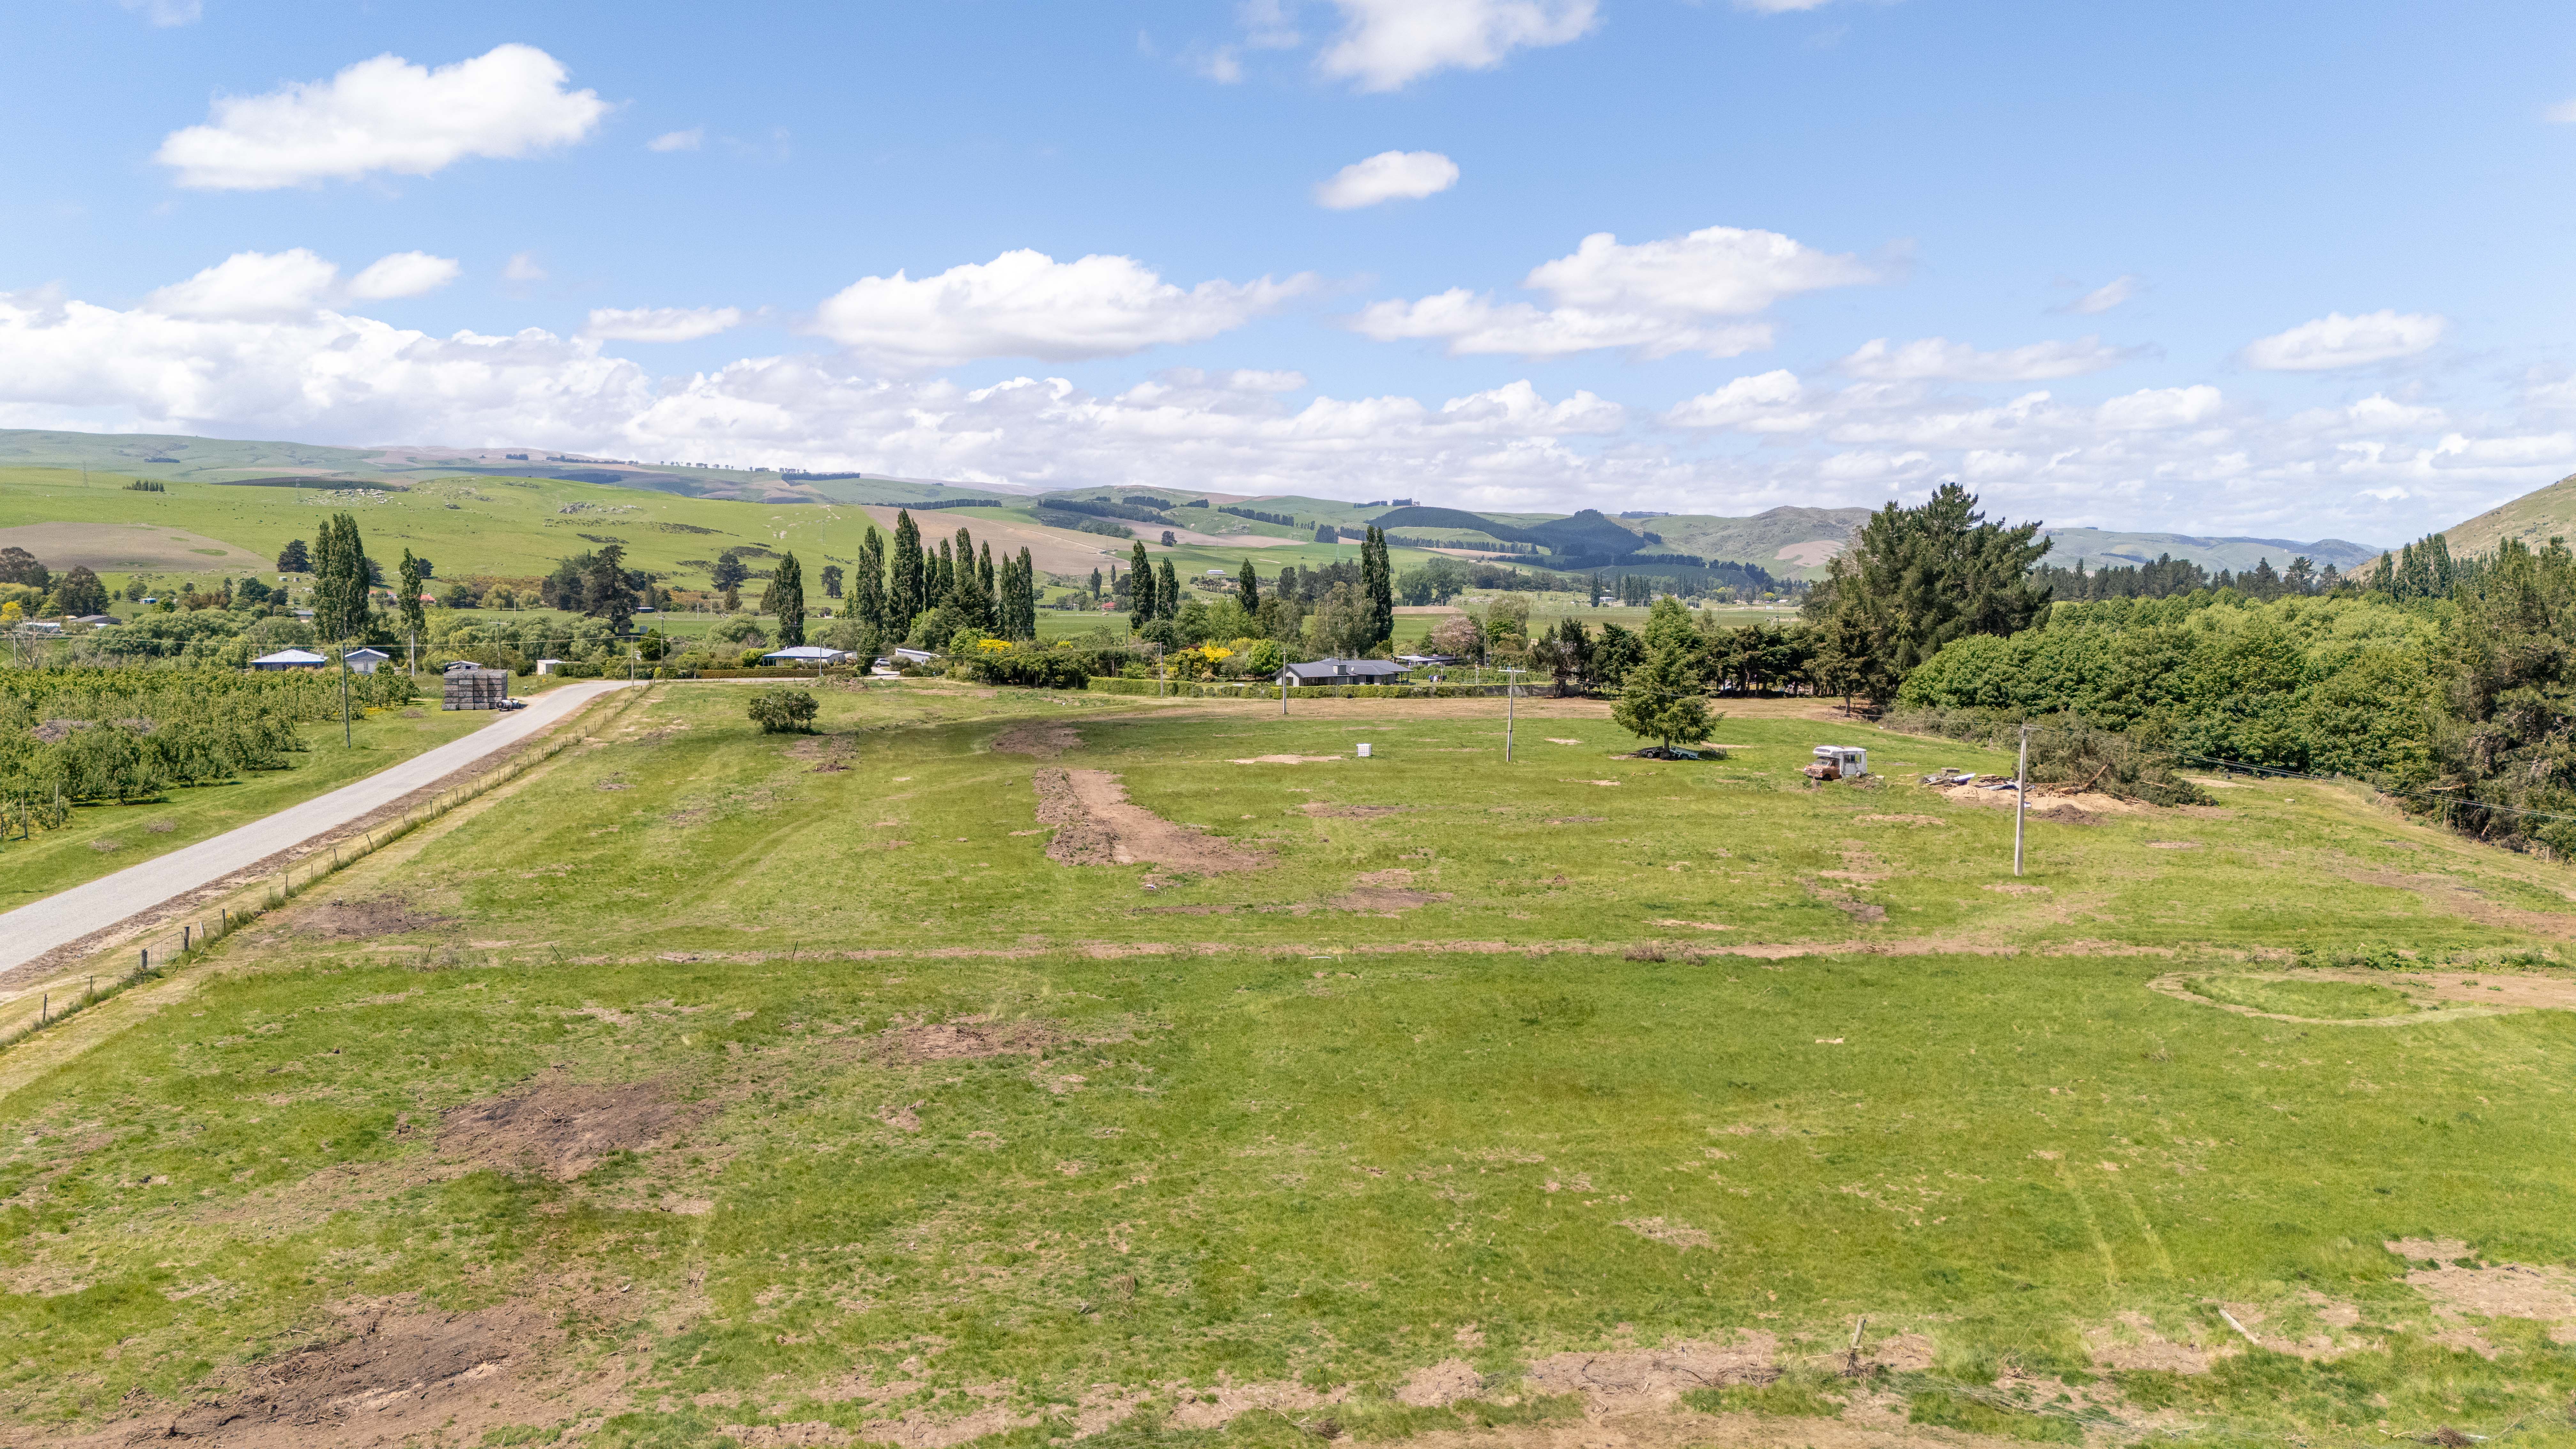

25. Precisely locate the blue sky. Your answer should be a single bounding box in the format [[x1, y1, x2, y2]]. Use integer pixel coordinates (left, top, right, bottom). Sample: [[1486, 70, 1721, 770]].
[[5, 0, 2575, 540]]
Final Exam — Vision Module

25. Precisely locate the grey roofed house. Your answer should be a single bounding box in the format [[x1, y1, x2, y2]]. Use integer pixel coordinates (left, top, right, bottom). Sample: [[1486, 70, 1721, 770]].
[[342, 647, 392, 675], [763, 645, 850, 664], [1394, 653, 1459, 667], [891, 647, 937, 665], [1284, 657, 1409, 686]]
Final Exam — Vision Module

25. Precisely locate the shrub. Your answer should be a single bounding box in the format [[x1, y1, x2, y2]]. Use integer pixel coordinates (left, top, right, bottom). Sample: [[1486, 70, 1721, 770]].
[[747, 687, 818, 733]]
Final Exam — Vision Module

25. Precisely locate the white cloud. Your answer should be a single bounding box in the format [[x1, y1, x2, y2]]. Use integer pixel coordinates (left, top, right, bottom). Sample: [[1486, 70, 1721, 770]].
[[144, 250, 341, 320], [119, 0, 202, 26], [1838, 335, 2139, 382], [1665, 370, 1818, 431], [503, 252, 548, 283], [808, 249, 1314, 369], [2063, 275, 2137, 315], [2547, 98, 2576, 123], [347, 251, 462, 301], [647, 127, 704, 153], [1199, 47, 1246, 82], [154, 43, 607, 190], [1734, 0, 1835, 11], [1357, 224, 1872, 359], [2242, 310, 2446, 372], [1315, 150, 1460, 209], [2096, 384, 2222, 431], [585, 306, 744, 342], [1317, 0, 1599, 91]]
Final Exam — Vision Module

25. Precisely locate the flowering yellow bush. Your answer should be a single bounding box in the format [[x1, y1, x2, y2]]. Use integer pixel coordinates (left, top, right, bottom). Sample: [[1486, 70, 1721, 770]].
[[974, 636, 1012, 653]]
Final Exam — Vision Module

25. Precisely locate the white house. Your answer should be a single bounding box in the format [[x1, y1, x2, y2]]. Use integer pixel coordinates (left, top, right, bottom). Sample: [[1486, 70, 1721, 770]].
[[249, 649, 327, 671], [342, 647, 392, 675], [763, 645, 850, 665]]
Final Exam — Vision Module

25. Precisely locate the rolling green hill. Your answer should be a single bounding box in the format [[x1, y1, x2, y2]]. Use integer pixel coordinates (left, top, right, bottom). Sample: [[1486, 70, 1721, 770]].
[[2042, 527, 2382, 575], [2439, 470, 2576, 559]]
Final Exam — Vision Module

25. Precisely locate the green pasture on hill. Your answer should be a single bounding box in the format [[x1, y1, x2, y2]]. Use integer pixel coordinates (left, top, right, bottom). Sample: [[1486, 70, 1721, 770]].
[[3, 682, 2575, 1445]]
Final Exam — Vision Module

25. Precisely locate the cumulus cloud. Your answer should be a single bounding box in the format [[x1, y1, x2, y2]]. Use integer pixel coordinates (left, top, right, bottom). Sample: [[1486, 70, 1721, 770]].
[[1664, 370, 1818, 431], [2242, 310, 2446, 371], [503, 253, 548, 283], [1357, 224, 1873, 359], [142, 248, 458, 318], [2062, 275, 2138, 315], [1317, 0, 1599, 91], [647, 127, 704, 152], [1837, 335, 2141, 382], [347, 251, 463, 301], [2548, 98, 2576, 124], [808, 249, 1314, 369], [1315, 150, 1460, 209], [155, 43, 607, 189], [585, 306, 744, 342]]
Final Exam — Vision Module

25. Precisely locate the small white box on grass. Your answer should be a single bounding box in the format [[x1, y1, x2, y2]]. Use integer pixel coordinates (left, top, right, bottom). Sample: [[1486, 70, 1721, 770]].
[[1356, 743, 1372, 758]]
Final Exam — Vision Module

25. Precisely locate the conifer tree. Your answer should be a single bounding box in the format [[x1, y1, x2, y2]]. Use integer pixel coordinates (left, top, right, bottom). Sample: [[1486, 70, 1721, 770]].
[[855, 526, 888, 637], [396, 549, 427, 667], [1614, 598, 1716, 751], [1014, 547, 1036, 639], [890, 510, 924, 625], [1361, 525, 1394, 647], [1156, 560, 1180, 621], [1129, 540, 1156, 630], [773, 552, 806, 647], [1238, 557, 1259, 610]]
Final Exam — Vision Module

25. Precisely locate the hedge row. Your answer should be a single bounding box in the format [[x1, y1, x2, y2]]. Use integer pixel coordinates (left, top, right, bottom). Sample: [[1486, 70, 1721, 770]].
[[1081, 678, 1516, 699]]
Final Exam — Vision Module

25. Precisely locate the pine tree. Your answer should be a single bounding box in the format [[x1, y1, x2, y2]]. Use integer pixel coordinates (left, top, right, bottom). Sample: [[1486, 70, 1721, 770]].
[[1014, 547, 1036, 639], [933, 540, 954, 608], [1156, 560, 1180, 621], [1129, 540, 1155, 630], [277, 539, 310, 573], [1238, 557, 1259, 611], [820, 564, 844, 600], [890, 510, 924, 625], [978, 541, 995, 602], [855, 527, 888, 638], [773, 552, 806, 647]]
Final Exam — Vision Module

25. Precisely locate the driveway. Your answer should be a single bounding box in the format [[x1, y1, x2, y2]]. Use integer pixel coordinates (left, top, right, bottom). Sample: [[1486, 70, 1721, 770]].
[[0, 680, 634, 978]]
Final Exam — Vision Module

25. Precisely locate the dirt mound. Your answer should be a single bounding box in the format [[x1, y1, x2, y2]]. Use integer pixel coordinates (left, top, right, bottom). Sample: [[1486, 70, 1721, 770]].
[[142, 1298, 555, 1442], [439, 1077, 706, 1180], [875, 1017, 1069, 1062], [297, 896, 456, 940], [1033, 768, 1270, 872], [2407, 1258, 2576, 1339], [1300, 802, 1412, 818], [993, 721, 1082, 758], [1940, 783, 2142, 817]]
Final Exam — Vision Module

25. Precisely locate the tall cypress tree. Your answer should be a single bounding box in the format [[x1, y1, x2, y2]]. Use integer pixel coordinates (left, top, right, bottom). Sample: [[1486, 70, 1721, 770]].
[[312, 512, 372, 641], [1156, 560, 1180, 621], [1362, 525, 1394, 647], [890, 510, 924, 625], [1129, 540, 1155, 630], [1237, 557, 1259, 611], [977, 542, 996, 623], [773, 551, 806, 647], [933, 539, 954, 607], [396, 548, 427, 668], [855, 526, 888, 638], [1015, 547, 1035, 639]]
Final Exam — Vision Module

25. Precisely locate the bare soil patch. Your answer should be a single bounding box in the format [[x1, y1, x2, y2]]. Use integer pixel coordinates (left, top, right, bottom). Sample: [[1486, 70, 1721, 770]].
[[1617, 1216, 1713, 1249], [2084, 1311, 2224, 1372], [123, 1296, 568, 1446], [439, 1076, 707, 1180], [1300, 801, 1413, 818], [2146, 840, 2201, 849], [1546, 815, 1608, 824], [790, 732, 858, 772], [1856, 814, 1945, 827], [1938, 783, 2141, 818], [1032, 769, 1269, 872], [1326, 868, 1454, 913], [0, 520, 266, 572], [993, 721, 1082, 758], [1397, 1358, 1488, 1407], [291, 895, 456, 940], [2406, 1257, 2576, 1342], [1523, 1334, 1778, 1411], [873, 1016, 1070, 1063], [1233, 754, 1343, 764]]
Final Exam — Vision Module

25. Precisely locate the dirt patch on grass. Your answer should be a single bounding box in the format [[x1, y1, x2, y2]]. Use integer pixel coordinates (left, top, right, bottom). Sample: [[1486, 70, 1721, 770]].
[[791, 732, 857, 772], [439, 1076, 707, 1180], [873, 1016, 1070, 1063], [1856, 814, 1945, 827], [1938, 784, 2141, 819], [1234, 754, 1343, 764], [993, 721, 1082, 758], [293, 896, 456, 940], [1025, 768, 1270, 873], [2146, 840, 2201, 849], [128, 1296, 571, 1445], [1618, 1216, 1714, 1250], [2406, 1257, 2576, 1341], [2084, 1311, 2223, 1372], [1546, 815, 1608, 824], [1524, 1334, 1778, 1411], [2341, 868, 2576, 934], [1398, 1358, 1488, 1407], [1807, 884, 1886, 924], [1326, 868, 1454, 913], [1300, 801, 1412, 818]]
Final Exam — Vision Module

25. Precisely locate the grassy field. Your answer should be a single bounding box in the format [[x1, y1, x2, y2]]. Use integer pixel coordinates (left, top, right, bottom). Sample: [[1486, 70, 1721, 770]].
[[0, 704, 493, 907], [3, 682, 2575, 1447]]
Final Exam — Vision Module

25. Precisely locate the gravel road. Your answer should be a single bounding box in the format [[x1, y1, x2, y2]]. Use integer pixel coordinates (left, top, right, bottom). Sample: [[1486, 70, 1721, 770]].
[[0, 680, 633, 978]]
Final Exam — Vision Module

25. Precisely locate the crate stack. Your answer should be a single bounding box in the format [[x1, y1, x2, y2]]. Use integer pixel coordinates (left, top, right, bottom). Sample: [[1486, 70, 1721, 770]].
[[441, 668, 510, 711]]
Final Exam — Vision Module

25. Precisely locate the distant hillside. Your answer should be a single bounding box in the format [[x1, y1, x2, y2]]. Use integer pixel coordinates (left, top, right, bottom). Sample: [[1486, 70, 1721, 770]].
[[0, 429, 1019, 507], [2438, 471, 2576, 559], [1649, 507, 1872, 578], [2041, 528, 2382, 575]]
